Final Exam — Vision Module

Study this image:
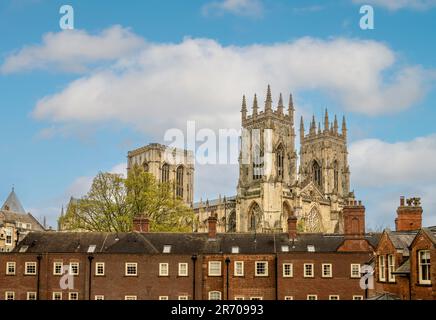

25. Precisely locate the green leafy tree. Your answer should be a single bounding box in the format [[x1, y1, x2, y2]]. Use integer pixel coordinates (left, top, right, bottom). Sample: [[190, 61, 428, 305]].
[[59, 165, 195, 232]]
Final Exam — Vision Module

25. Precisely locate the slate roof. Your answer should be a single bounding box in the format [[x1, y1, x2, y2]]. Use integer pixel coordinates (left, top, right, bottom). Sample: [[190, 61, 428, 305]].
[[368, 292, 401, 300], [13, 231, 381, 254], [393, 258, 410, 274], [422, 226, 436, 245], [386, 230, 418, 256], [0, 211, 45, 231], [1, 188, 26, 214]]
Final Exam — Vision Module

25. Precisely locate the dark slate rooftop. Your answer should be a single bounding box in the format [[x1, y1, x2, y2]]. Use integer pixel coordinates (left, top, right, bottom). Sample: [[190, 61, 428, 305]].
[[423, 226, 436, 245], [393, 258, 410, 274], [1, 188, 26, 214], [12, 231, 381, 254], [0, 211, 45, 231], [386, 230, 418, 256]]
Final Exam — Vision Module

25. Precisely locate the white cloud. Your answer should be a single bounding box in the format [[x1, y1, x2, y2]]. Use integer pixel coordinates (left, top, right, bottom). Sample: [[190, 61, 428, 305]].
[[353, 0, 436, 10], [349, 134, 436, 187], [350, 134, 436, 228], [1, 25, 144, 74], [7, 28, 428, 139], [202, 0, 263, 17]]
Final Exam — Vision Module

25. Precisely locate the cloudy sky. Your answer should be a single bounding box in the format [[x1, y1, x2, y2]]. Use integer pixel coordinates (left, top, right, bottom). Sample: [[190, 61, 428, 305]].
[[0, 0, 435, 229]]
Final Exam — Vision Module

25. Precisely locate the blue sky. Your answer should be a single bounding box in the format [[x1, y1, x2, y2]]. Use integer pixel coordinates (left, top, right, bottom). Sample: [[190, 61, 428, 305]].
[[1, 0, 436, 229]]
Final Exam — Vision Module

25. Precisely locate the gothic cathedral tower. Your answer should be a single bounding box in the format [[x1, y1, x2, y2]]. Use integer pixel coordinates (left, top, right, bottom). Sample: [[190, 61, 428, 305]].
[[299, 110, 350, 199], [236, 85, 298, 232]]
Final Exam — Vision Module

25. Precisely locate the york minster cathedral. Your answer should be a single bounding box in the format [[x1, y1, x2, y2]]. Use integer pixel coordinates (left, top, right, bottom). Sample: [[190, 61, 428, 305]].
[[127, 85, 355, 235]]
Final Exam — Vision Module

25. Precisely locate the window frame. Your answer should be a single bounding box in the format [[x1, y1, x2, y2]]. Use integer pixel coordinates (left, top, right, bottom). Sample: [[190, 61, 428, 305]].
[[69, 262, 79, 276], [159, 263, 169, 277], [95, 262, 105, 276], [6, 261, 16, 275], [378, 255, 386, 282], [255, 261, 268, 277], [282, 263, 293, 278], [95, 295, 105, 300], [329, 295, 340, 300], [350, 264, 361, 278], [304, 263, 314, 278], [125, 262, 138, 276], [178, 295, 189, 300], [159, 296, 169, 300], [208, 261, 222, 277], [307, 294, 318, 300], [5, 291, 15, 300], [68, 292, 79, 300], [418, 250, 431, 285], [352, 295, 364, 300], [27, 292, 37, 300], [234, 261, 244, 277], [52, 292, 62, 300], [25, 262, 37, 275], [322, 263, 333, 278], [53, 261, 63, 276], [208, 291, 222, 300], [178, 262, 188, 277], [284, 296, 294, 300], [387, 254, 396, 283], [125, 295, 137, 300]]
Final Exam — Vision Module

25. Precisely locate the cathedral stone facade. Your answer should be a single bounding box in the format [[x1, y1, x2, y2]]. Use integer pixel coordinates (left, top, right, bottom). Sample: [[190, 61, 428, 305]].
[[194, 85, 355, 234], [127, 143, 195, 206]]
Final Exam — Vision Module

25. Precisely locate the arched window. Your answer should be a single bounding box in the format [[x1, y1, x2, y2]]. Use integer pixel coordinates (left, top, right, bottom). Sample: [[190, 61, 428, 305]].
[[176, 166, 184, 198], [333, 161, 339, 192], [248, 202, 262, 232], [161, 163, 169, 183], [143, 162, 149, 172], [312, 161, 321, 187], [276, 145, 284, 179], [228, 210, 236, 232]]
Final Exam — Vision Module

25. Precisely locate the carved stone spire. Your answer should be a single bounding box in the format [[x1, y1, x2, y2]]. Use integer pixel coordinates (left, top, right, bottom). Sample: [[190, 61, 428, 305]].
[[265, 84, 272, 112], [342, 116, 347, 139], [241, 95, 247, 120], [318, 122, 321, 135], [300, 116, 305, 142], [324, 109, 329, 132], [252, 94, 258, 115], [334, 115, 338, 134], [288, 93, 295, 125], [277, 93, 284, 114], [310, 115, 316, 135]]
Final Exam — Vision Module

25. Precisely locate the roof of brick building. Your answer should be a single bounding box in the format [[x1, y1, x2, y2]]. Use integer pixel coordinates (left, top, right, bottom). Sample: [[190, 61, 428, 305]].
[[13, 231, 381, 254], [422, 226, 436, 245], [386, 230, 418, 256], [0, 211, 45, 231]]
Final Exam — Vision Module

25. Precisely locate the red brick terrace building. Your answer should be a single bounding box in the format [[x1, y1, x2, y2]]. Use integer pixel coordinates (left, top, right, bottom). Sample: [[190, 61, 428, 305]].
[[0, 202, 380, 300]]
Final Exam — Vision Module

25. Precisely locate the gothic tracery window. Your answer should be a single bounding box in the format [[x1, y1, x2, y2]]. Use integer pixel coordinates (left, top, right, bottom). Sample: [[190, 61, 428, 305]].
[[276, 145, 284, 179], [161, 163, 169, 183], [228, 210, 236, 232], [333, 161, 339, 192], [305, 207, 322, 232], [176, 166, 184, 198], [312, 160, 321, 187], [252, 146, 264, 180]]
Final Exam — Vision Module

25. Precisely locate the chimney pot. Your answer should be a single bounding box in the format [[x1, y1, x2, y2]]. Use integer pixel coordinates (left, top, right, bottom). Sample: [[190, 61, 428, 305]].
[[400, 196, 405, 206]]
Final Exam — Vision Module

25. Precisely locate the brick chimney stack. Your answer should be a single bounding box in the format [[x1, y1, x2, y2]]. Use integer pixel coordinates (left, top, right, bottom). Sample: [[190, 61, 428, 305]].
[[395, 196, 422, 231], [208, 215, 217, 239], [343, 200, 365, 236], [287, 215, 297, 239], [133, 215, 150, 233]]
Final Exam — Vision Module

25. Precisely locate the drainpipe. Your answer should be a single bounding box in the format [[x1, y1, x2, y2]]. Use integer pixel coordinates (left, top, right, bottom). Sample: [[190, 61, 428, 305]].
[[88, 255, 94, 300], [225, 257, 231, 300], [191, 254, 197, 300], [36, 254, 42, 300], [275, 254, 278, 300]]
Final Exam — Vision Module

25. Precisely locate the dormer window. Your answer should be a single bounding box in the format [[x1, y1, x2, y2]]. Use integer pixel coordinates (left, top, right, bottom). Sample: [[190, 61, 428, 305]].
[[231, 246, 239, 254], [163, 245, 171, 253]]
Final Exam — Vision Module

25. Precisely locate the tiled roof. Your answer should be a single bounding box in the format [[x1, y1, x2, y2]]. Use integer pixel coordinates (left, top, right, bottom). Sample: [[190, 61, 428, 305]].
[[1, 189, 26, 214], [386, 230, 418, 256], [393, 258, 410, 274], [13, 231, 381, 254], [0, 211, 45, 231], [422, 226, 436, 245]]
